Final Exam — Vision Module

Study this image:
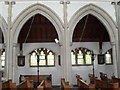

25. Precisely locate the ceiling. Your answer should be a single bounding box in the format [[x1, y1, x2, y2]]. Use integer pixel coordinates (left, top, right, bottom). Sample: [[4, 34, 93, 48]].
[[73, 14, 110, 42], [18, 14, 58, 43], [18, 14, 110, 43]]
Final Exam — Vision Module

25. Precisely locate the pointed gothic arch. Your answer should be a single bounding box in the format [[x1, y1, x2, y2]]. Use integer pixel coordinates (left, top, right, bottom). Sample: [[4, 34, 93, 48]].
[[11, 3, 64, 43], [69, 4, 117, 43], [0, 14, 7, 43], [69, 4, 118, 77]]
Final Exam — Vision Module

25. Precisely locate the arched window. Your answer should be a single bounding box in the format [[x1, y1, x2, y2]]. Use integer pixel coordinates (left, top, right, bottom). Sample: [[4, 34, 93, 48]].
[[30, 48, 55, 67], [1, 50, 5, 68], [71, 48, 93, 65], [105, 49, 112, 64]]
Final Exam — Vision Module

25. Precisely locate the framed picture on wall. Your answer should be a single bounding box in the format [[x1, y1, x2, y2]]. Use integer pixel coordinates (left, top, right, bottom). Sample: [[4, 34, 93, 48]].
[[17, 56, 25, 66], [98, 54, 105, 64]]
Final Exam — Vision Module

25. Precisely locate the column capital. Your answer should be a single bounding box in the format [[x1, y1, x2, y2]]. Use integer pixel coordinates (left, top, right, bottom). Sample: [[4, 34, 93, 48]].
[[5, 1, 16, 5], [111, 1, 120, 5], [60, 1, 70, 4], [2, 43, 6, 48], [70, 42, 73, 46], [13, 43, 18, 47], [111, 42, 116, 46], [58, 42, 63, 46]]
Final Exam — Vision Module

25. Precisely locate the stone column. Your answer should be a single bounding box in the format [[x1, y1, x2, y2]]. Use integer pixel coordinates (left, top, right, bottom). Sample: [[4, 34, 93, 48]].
[[12, 43, 17, 82], [5, 1, 15, 80], [114, 1, 120, 77], [60, 1, 72, 84], [111, 42, 118, 77]]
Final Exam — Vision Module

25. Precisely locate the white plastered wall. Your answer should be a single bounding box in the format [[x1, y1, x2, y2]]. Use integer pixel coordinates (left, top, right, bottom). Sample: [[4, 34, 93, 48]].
[[14, 43, 61, 85]]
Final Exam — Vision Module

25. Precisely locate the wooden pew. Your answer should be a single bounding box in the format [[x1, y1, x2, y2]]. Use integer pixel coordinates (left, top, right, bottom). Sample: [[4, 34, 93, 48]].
[[94, 78, 119, 90], [88, 74, 97, 84], [61, 78, 71, 90], [36, 80, 51, 90], [76, 74, 95, 90], [99, 72, 111, 82], [17, 80, 34, 90], [19, 74, 52, 88], [112, 76, 120, 87], [37, 80, 44, 90], [2, 79, 16, 90]]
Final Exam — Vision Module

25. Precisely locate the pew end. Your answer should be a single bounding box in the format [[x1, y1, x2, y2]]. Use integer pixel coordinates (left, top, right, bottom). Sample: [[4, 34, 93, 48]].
[[112, 77, 120, 88], [2, 79, 16, 90], [61, 78, 71, 90], [19, 74, 52, 88], [95, 78, 120, 90], [17, 80, 34, 89], [76, 74, 95, 90], [88, 73, 98, 84]]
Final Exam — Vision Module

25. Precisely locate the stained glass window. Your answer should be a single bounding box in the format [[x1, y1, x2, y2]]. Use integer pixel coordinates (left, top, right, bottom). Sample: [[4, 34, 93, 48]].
[[30, 48, 55, 66], [71, 48, 93, 65]]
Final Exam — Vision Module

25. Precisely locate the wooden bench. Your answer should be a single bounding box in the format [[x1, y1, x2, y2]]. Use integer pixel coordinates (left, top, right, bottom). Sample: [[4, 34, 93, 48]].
[[2, 79, 16, 90], [94, 78, 119, 90], [17, 80, 34, 90], [88, 74, 97, 84], [112, 76, 120, 87], [19, 74, 52, 88], [99, 72, 111, 82], [61, 78, 71, 90], [76, 74, 95, 90], [37, 80, 44, 90]]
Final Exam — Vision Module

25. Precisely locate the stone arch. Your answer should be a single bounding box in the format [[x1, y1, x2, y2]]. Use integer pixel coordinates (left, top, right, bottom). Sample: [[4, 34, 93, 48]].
[[11, 3, 64, 43], [69, 4, 118, 77], [69, 4, 117, 43], [0, 14, 7, 43]]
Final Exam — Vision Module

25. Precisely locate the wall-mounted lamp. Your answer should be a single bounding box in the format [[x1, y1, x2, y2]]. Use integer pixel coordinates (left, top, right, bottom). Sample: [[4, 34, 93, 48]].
[[54, 38, 59, 44], [54, 38, 62, 46]]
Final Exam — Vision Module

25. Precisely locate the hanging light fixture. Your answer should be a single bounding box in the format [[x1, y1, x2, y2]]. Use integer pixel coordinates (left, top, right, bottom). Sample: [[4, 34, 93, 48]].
[[18, 15, 35, 67]]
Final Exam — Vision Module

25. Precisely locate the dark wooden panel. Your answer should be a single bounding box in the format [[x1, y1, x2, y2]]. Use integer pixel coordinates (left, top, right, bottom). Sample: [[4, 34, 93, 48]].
[[18, 14, 58, 43], [18, 14, 110, 43], [73, 14, 110, 42]]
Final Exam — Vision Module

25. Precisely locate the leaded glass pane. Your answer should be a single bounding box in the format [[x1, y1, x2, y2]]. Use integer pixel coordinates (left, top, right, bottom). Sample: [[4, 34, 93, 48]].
[[40, 51, 45, 59], [86, 54, 92, 64], [39, 60, 46, 65], [47, 52, 54, 65], [77, 50, 84, 64], [78, 58, 84, 64], [105, 52, 111, 64], [71, 52, 75, 64], [30, 52, 37, 66]]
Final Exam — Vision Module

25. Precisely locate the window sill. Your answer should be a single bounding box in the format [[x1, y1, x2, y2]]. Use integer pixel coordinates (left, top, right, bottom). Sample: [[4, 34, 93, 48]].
[[72, 64, 93, 66], [29, 65, 55, 67], [105, 63, 113, 65]]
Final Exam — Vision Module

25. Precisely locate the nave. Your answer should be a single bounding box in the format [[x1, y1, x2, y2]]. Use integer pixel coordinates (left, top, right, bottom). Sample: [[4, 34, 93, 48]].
[[0, 0, 120, 89]]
